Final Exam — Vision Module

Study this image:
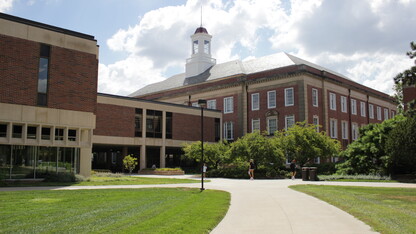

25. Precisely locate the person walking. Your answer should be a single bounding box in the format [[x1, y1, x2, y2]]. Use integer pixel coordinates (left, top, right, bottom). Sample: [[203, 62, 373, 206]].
[[202, 163, 207, 179], [290, 159, 297, 180], [249, 159, 255, 180]]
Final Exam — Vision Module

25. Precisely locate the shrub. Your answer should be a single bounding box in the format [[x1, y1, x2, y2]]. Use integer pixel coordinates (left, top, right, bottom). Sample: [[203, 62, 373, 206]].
[[318, 174, 392, 181], [40, 172, 77, 182]]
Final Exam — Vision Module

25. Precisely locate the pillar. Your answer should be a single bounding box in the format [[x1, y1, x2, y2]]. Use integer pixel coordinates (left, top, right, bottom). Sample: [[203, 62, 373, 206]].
[[160, 146, 166, 168], [79, 147, 92, 178], [140, 145, 146, 170]]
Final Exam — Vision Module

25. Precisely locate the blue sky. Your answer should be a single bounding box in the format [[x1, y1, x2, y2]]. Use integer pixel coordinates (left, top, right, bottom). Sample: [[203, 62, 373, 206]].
[[1, 0, 415, 96]]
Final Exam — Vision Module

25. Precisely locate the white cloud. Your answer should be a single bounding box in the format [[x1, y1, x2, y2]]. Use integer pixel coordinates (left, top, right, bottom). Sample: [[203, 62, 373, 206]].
[[0, 0, 14, 12]]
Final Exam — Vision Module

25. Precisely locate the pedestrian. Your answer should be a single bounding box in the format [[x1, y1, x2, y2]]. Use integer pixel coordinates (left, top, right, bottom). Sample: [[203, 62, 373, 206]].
[[249, 159, 255, 180], [202, 163, 207, 179], [290, 159, 297, 180]]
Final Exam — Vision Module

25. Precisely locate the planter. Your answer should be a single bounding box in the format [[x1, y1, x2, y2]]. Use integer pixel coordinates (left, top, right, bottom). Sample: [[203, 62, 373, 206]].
[[138, 169, 185, 175]]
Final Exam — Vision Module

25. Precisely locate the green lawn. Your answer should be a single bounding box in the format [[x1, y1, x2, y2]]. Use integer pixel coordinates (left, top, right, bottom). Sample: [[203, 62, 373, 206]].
[[0, 188, 230, 233], [290, 185, 416, 234]]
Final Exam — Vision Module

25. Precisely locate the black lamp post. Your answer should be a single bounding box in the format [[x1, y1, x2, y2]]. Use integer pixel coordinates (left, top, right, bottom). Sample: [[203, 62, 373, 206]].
[[198, 99, 207, 191]]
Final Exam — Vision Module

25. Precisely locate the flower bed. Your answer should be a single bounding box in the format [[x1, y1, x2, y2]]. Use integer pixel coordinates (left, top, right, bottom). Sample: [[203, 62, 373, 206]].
[[138, 168, 185, 175]]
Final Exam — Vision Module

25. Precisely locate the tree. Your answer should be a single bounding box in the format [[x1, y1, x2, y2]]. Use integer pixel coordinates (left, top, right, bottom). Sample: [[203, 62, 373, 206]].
[[182, 141, 229, 169], [123, 154, 138, 175], [274, 122, 341, 167]]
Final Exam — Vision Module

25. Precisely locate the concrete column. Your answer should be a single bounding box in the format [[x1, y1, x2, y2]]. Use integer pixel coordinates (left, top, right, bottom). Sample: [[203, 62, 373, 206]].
[[79, 147, 92, 178], [160, 146, 166, 168], [140, 145, 146, 170]]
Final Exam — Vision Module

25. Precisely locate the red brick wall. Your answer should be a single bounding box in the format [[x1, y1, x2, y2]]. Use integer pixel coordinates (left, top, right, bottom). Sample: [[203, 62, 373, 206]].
[[0, 34, 98, 113], [403, 86, 416, 111], [95, 103, 135, 137], [172, 113, 216, 142]]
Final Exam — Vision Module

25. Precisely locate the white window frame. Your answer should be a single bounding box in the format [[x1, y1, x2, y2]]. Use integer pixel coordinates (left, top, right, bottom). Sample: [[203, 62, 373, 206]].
[[330, 119, 337, 139], [314, 157, 321, 164], [360, 101, 366, 117], [312, 88, 318, 107], [252, 119, 260, 133], [369, 104, 374, 119], [329, 92, 336, 110], [224, 122, 234, 140], [377, 106, 382, 120], [267, 117, 278, 135], [313, 115, 319, 132], [285, 88, 294, 106], [341, 121, 348, 140], [285, 115, 295, 130], [207, 100, 216, 110], [391, 110, 395, 118], [251, 93, 259, 111], [267, 90, 276, 109], [351, 99, 357, 115], [384, 108, 389, 120], [352, 122, 359, 140], [341, 96, 347, 113], [224, 97, 233, 114]]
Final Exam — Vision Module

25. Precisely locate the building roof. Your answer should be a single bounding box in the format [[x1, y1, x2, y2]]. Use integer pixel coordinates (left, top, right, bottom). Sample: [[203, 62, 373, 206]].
[[129, 52, 350, 97]]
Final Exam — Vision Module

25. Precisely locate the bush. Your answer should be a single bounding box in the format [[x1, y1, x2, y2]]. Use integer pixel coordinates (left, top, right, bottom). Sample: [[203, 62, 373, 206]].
[[318, 174, 392, 181], [40, 172, 77, 182], [206, 166, 288, 179], [310, 163, 337, 175]]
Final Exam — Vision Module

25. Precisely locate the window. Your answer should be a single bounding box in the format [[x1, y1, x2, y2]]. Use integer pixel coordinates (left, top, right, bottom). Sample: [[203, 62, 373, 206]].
[[285, 115, 295, 130], [193, 40, 198, 54], [268, 91, 276, 108], [341, 121, 348, 140], [12, 125, 23, 138], [135, 108, 142, 137], [314, 157, 320, 164], [377, 106, 382, 120], [267, 117, 277, 135], [351, 99, 357, 115], [391, 110, 395, 118], [384, 108, 389, 120], [37, 44, 50, 106], [332, 157, 339, 163], [215, 118, 221, 142], [369, 104, 374, 119], [330, 119, 337, 139], [329, 93, 336, 110], [285, 88, 294, 106], [252, 119, 260, 132], [204, 40, 210, 54], [207, 100, 216, 110], [111, 152, 117, 164], [312, 88, 318, 107], [360, 101, 366, 117], [41, 127, 51, 140], [55, 128, 64, 141], [313, 115, 319, 132], [251, 93, 259, 110], [0, 124, 7, 138], [352, 123, 359, 140], [224, 122, 234, 140], [68, 129, 77, 141], [166, 112, 172, 139], [341, 96, 347, 113], [27, 126, 37, 139], [192, 102, 199, 107], [146, 110, 162, 138], [224, 97, 233, 113]]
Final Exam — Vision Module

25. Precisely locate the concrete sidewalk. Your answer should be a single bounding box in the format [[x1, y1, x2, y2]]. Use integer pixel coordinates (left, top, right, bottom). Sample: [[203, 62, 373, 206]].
[[1, 178, 415, 233]]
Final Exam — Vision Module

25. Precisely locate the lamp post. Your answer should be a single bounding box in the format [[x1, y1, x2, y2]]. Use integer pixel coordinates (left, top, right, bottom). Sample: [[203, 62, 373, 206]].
[[198, 99, 207, 191]]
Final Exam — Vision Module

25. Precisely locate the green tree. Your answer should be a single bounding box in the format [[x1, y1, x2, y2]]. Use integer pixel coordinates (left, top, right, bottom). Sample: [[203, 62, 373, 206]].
[[385, 116, 416, 174], [182, 141, 229, 169], [123, 154, 138, 175], [274, 122, 341, 167], [336, 115, 406, 175]]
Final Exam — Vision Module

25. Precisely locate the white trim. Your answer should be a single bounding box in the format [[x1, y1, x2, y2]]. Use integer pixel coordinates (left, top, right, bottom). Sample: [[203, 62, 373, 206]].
[[285, 115, 295, 130], [252, 119, 260, 133], [224, 97, 233, 114], [369, 104, 374, 119], [329, 92, 336, 110], [224, 122, 234, 140], [351, 99, 357, 115], [341, 121, 348, 140], [384, 108, 389, 120], [377, 106, 382, 120], [313, 115, 319, 132], [330, 119, 337, 139], [267, 116, 277, 135], [341, 96, 347, 113], [312, 88, 318, 107], [251, 93, 259, 111], [267, 90, 276, 109], [207, 99, 216, 110], [285, 88, 294, 106]]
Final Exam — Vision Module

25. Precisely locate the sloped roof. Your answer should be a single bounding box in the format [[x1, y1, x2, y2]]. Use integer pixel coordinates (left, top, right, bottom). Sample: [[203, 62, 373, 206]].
[[129, 52, 349, 97]]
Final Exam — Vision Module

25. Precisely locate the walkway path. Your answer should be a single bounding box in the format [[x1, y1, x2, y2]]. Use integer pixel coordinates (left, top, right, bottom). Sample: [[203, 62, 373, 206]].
[[1, 178, 415, 233]]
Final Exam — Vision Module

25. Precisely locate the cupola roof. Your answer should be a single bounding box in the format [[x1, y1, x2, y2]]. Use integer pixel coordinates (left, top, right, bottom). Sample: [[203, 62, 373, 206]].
[[194, 26, 208, 34]]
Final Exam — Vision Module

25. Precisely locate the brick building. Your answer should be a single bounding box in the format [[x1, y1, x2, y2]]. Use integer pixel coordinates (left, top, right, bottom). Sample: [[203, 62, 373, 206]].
[[131, 27, 397, 158]]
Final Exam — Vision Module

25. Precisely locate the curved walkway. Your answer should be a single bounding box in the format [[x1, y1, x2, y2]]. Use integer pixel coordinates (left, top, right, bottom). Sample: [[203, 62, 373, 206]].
[[1, 178, 415, 234]]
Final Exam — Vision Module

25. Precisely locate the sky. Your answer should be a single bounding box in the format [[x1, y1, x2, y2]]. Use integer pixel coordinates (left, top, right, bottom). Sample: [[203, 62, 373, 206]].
[[1, 0, 415, 96]]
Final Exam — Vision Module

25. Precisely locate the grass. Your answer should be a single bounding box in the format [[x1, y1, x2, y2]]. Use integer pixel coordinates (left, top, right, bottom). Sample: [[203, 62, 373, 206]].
[[1, 175, 203, 187], [290, 185, 416, 234], [0, 188, 230, 233]]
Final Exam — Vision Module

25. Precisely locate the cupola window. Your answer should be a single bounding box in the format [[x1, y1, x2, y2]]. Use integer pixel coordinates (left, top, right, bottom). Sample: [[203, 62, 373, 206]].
[[193, 40, 198, 54], [204, 40, 210, 54]]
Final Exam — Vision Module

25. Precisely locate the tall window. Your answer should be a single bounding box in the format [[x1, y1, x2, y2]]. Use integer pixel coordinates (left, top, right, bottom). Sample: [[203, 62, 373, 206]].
[[251, 93, 259, 110], [268, 90, 276, 108], [341, 121, 348, 140], [391, 110, 395, 118], [329, 93, 336, 110], [135, 108, 142, 137], [37, 44, 50, 106], [27, 126, 37, 140], [252, 119, 260, 132], [146, 110, 162, 138], [0, 124, 7, 138], [166, 112, 172, 139], [377, 106, 382, 120], [204, 40, 210, 54], [384, 108, 389, 120], [55, 128, 64, 141], [224, 97, 233, 114], [360, 101, 366, 117], [351, 99, 357, 115], [369, 104, 374, 119], [313, 115, 319, 132], [267, 117, 277, 135], [285, 88, 294, 106], [352, 123, 359, 140], [68, 129, 77, 141], [41, 127, 51, 140], [330, 119, 337, 138], [215, 118, 220, 142], [193, 40, 198, 54], [207, 100, 216, 110], [285, 115, 295, 130], [312, 88, 318, 107], [341, 96, 347, 113], [224, 122, 234, 140]]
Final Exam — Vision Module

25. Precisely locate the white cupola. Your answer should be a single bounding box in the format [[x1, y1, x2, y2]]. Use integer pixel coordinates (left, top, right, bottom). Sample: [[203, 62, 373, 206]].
[[185, 27, 216, 78]]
